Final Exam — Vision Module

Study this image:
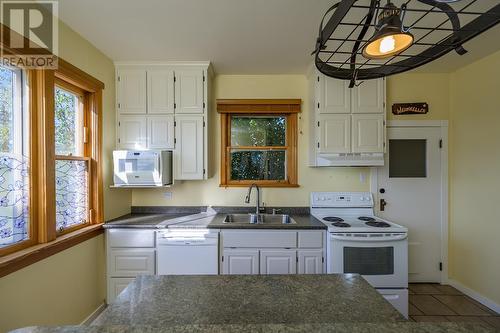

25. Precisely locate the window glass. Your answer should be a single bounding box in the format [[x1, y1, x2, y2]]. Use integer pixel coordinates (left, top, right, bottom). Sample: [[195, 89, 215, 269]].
[[230, 149, 286, 181], [55, 159, 88, 232], [231, 116, 286, 146], [0, 66, 30, 248], [55, 87, 83, 156], [389, 139, 427, 178]]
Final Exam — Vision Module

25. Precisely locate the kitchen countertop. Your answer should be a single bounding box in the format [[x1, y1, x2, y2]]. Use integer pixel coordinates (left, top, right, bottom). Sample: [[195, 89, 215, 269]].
[[92, 274, 404, 326], [11, 322, 495, 333]]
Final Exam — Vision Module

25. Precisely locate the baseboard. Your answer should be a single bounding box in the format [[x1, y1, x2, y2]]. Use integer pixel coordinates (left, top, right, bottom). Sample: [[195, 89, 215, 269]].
[[448, 279, 500, 314], [80, 302, 107, 325]]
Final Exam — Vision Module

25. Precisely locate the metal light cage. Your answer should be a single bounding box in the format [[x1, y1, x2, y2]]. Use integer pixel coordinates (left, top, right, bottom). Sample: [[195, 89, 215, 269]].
[[312, 0, 500, 87]]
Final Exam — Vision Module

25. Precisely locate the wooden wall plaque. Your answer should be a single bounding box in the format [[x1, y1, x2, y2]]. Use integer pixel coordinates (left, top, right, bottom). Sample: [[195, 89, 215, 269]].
[[392, 103, 428, 115]]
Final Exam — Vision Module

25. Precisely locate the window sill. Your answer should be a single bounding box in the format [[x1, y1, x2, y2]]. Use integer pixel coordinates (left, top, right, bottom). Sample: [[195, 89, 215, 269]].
[[0, 224, 104, 278]]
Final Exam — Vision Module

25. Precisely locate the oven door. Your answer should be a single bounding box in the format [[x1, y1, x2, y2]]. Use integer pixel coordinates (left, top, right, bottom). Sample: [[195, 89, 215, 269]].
[[328, 233, 408, 288]]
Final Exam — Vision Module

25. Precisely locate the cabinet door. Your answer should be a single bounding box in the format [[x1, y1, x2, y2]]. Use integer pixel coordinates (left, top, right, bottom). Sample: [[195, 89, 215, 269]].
[[175, 115, 204, 180], [352, 78, 385, 114], [148, 115, 174, 149], [297, 250, 323, 274], [108, 249, 155, 277], [319, 76, 350, 114], [174, 70, 204, 114], [108, 277, 135, 303], [260, 250, 297, 275], [117, 69, 147, 114], [352, 114, 384, 153], [148, 70, 175, 114], [318, 114, 350, 153], [117, 115, 147, 149], [222, 249, 259, 275]]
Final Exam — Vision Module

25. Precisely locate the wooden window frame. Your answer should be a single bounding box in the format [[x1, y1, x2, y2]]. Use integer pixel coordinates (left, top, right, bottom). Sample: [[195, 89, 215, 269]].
[[217, 99, 300, 188], [0, 25, 105, 276]]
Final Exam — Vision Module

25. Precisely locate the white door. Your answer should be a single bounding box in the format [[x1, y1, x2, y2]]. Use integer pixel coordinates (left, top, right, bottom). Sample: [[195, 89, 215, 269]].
[[117, 69, 147, 114], [376, 126, 444, 282], [297, 250, 323, 274], [175, 115, 204, 180], [352, 78, 385, 114], [318, 114, 350, 153], [117, 115, 147, 149], [260, 250, 297, 274], [148, 70, 174, 114], [222, 249, 259, 275], [147, 115, 174, 149], [319, 76, 350, 114], [174, 70, 204, 114], [352, 114, 384, 153]]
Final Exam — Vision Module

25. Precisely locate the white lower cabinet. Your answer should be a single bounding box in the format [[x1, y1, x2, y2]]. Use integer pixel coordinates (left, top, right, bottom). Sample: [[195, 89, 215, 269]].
[[108, 249, 155, 277], [108, 277, 136, 302], [221, 230, 325, 275], [222, 249, 259, 275], [260, 250, 297, 274], [297, 249, 323, 274]]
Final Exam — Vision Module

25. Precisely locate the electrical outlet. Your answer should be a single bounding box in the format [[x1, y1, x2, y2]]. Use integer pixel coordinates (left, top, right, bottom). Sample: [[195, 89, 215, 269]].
[[164, 192, 173, 199]]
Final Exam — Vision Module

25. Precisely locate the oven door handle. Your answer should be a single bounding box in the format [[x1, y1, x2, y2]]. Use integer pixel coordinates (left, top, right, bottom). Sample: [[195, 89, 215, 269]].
[[330, 234, 407, 242]]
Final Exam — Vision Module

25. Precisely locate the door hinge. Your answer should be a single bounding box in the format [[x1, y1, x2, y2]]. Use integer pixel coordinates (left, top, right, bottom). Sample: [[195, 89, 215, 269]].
[[317, 121, 320, 127], [174, 121, 176, 127], [203, 121, 206, 127], [221, 255, 224, 262], [322, 257, 324, 263], [203, 75, 205, 82], [317, 142, 320, 148], [118, 103, 121, 108], [118, 121, 121, 127], [439, 139, 443, 149], [174, 138, 177, 144], [174, 76, 176, 82], [203, 169, 206, 175], [174, 103, 176, 109], [117, 76, 120, 82], [317, 102, 320, 109], [317, 76, 320, 82], [118, 138, 121, 143], [439, 262, 443, 271], [203, 102, 206, 109], [296, 257, 299, 263]]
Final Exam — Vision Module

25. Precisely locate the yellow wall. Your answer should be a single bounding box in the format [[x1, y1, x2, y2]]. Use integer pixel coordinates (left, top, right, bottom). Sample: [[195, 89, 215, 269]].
[[0, 21, 130, 333], [132, 75, 371, 207], [387, 73, 450, 120], [449, 50, 500, 305]]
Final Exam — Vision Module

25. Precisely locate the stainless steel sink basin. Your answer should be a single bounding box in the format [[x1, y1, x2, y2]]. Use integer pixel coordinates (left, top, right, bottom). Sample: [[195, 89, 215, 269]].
[[223, 214, 297, 225]]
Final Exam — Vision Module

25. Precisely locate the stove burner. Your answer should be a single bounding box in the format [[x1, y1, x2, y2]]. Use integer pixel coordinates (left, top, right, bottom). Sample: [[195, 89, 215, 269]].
[[358, 216, 376, 222], [332, 222, 351, 228], [323, 216, 344, 222], [366, 221, 391, 228]]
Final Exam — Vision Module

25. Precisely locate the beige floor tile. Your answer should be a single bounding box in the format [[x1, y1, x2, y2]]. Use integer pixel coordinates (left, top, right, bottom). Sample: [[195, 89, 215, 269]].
[[433, 285, 463, 295], [409, 303, 424, 316], [465, 296, 499, 315], [434, 295, 492, 316], [409, 283, 442, 294], [411, 315, 450, 322], [409, 295, 456, 315]]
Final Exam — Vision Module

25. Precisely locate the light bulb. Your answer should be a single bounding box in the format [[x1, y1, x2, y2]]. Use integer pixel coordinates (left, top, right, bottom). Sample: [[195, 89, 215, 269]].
[[379, 35, 396, 54]]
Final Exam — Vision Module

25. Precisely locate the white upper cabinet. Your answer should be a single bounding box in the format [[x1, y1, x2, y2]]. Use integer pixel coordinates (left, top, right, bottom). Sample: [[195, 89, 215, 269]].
[[260, 250, 297, 275], [318, 114, 351, 154], [148, 115, 175, 149], [175, 115, 204, 180], [118, 115, 147, 149], [174, 70, 204, 114], [352, 114, 385, 153], [352, 79, 385, 114], [148, 70, 175, 114], [320, 76, 351, 114], [117, 70, 147, 114]]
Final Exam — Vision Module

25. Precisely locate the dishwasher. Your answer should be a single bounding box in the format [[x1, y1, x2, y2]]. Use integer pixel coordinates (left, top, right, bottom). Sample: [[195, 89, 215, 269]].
[[156, 229, 219, 275]]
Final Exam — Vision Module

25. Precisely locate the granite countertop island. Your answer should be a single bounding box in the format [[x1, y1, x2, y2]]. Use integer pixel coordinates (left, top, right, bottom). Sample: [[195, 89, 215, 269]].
[[12, 275, 493, 333]]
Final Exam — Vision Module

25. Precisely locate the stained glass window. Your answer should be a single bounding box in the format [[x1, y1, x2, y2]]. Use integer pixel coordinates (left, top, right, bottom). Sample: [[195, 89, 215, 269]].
[[0, 66, 30, 248]]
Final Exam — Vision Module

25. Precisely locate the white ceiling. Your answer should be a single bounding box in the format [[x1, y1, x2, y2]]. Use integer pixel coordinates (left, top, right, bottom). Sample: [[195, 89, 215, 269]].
[[57, 0, 500, 74]]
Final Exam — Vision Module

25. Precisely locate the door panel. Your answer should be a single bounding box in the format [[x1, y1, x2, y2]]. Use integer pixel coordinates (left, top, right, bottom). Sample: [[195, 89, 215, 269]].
[[148, 70, 174, 114], [376, 126, 443, 282], [175, 70, 204, 114], [297, 249, 323, 274], [352, 114, 384, 153], [320, 76, 350, 114], [174, 115, 204, 179], [260, 250, 296, 274], [318, 114, 350, 153], [223, 249, 259, 275], [352, 78, 384, 114], [118, 115, 147, 149], [108, 249, 155, 277], [117, 70, 147, 114], [148, 115, 174, 149]]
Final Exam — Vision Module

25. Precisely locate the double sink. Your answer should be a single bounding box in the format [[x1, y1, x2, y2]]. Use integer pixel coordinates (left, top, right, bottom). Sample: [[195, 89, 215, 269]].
[[223, 214, 297, 225]]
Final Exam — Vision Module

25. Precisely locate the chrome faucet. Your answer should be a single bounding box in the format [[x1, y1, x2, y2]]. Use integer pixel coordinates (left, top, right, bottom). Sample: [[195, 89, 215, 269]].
[[245, 183, 261, 216]]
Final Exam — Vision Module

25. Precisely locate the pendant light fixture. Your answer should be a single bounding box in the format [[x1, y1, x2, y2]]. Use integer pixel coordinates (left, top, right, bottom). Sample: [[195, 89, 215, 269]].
[[362, 1, 414, 59]]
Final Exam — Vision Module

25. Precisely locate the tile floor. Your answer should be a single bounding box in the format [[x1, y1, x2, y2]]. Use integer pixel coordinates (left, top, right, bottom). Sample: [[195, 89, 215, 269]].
[[408, 283, 500, 330]]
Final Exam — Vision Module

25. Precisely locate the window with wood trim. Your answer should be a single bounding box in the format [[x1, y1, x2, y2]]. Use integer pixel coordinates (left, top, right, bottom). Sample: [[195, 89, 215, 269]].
[[217, 99, 300, 187]]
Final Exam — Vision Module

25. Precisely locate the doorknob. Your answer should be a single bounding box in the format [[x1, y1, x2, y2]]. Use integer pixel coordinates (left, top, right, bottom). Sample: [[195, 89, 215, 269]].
[[380, 198, 387, 211]]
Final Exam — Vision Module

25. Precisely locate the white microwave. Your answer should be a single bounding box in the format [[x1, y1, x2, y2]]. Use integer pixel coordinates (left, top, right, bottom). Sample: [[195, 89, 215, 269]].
[[113, 150, 173, 186]]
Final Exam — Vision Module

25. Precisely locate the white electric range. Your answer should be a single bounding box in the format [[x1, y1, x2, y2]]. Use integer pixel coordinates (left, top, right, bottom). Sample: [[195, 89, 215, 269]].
[[311, 192, 409, 318]]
